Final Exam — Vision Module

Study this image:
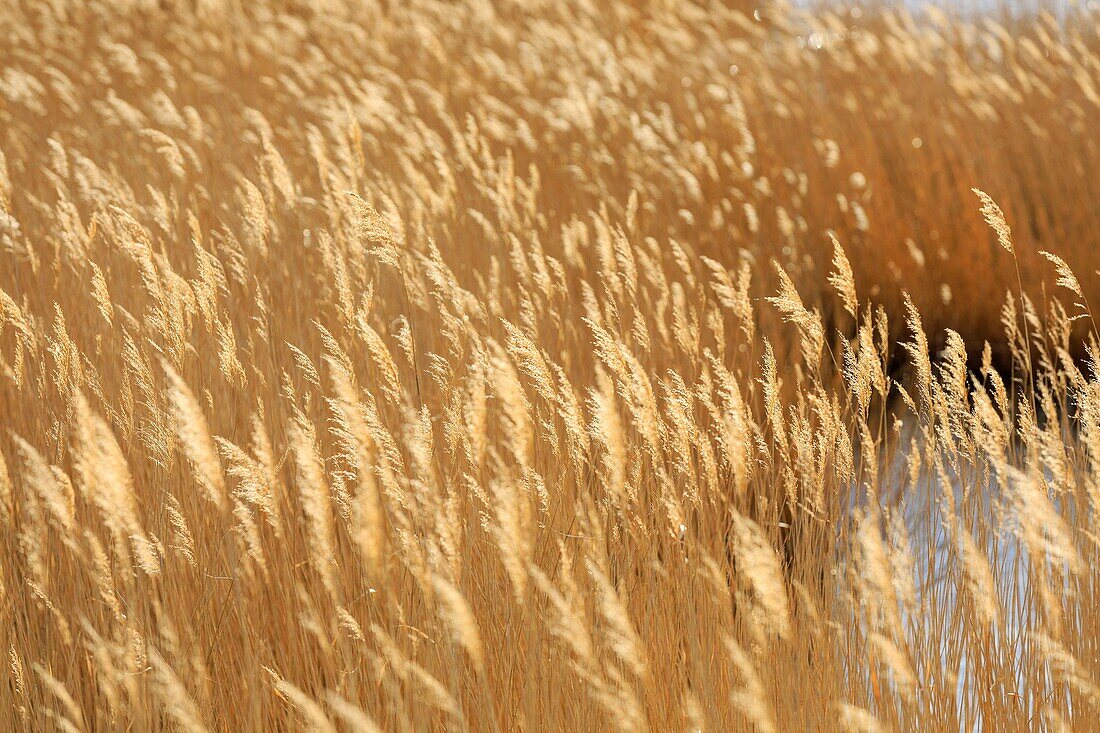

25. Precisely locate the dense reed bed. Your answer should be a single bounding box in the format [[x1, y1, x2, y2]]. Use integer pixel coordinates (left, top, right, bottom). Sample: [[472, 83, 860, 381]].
[[1, 0, 1099, 730]]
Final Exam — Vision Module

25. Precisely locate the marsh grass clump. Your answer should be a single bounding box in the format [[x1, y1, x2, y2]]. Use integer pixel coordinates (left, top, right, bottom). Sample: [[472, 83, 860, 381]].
[[1, 1, 1099, 730]]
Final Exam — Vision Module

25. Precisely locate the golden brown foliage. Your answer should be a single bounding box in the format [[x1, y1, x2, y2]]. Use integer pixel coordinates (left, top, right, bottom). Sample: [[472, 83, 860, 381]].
[[1, 1, 1099, 730]]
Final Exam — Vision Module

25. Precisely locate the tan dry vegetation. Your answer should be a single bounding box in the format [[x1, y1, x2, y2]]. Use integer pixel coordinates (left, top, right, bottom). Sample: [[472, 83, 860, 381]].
[[1, 0, 1099, 730]]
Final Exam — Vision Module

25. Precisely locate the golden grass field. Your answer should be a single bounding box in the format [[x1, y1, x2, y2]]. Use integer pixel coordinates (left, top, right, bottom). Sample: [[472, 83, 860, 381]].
[[2, 0, 1100, 730]]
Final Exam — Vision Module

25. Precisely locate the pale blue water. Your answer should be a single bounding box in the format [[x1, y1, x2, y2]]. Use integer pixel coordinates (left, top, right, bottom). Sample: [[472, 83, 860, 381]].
[[843, 424, 1078, 728], [793, 0, 1089, 15]]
